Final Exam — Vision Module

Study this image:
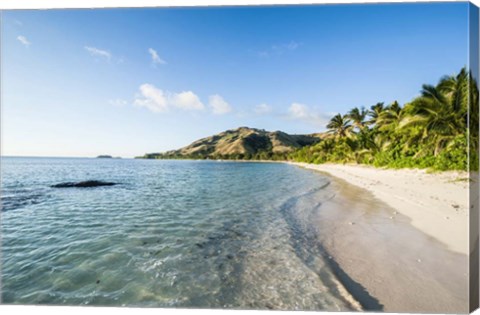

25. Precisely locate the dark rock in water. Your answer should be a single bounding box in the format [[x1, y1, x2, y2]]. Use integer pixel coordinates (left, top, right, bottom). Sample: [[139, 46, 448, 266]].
[[51, 180, 117, 188]]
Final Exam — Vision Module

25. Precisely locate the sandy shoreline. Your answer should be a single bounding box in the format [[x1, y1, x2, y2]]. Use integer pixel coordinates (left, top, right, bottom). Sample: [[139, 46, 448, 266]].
[[288, 162, 469, 312], [290, 162, 470, 255]]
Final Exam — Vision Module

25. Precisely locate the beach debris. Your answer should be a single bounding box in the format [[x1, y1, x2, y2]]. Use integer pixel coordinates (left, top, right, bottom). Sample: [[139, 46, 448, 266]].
[[452, 204, 460, 209], [51, 180, 116, 188], [348, 222, 355, 225]]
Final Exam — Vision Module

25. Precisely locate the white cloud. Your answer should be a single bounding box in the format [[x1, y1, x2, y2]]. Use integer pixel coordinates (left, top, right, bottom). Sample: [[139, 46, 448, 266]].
[[84, 46, 111, 60], [109, 99, 128, 107], [133, 84, 205, 113], [273, 41, 301, 52], [134, 84, 169, 113], [287, 103, 330, 127], [257, 51, 269, 58], [255, 41, 301, 58], [148, 48, 166, 66], [254, 103, 272, 114], [285, 41, 300, 50], [209, 94, 232, 115], [170, 91, 204, 111], [17, 35, 31, 47], [288, 103, 310, 119]]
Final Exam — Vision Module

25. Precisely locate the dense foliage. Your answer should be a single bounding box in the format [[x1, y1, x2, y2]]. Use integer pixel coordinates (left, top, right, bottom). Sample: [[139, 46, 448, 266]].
[[290, 68, 479, 171], [142, 151, 290, 161]]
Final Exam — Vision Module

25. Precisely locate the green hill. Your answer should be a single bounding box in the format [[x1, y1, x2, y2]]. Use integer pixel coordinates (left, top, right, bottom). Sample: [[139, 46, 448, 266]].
[[140, 127, 323, 160]]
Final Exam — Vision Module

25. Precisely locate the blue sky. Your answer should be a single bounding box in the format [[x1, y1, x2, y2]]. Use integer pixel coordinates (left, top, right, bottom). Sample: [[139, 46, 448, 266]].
[[2, 3, 470, 157]]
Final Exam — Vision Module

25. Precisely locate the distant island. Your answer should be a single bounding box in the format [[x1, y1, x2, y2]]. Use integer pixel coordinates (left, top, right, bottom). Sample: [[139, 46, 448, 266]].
[[139, 67, 478, 172], [96, 155, 122, 159]]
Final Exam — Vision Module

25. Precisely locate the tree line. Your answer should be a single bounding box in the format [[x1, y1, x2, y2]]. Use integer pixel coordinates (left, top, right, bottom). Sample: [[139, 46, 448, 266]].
[[290, 67, 479, 171]]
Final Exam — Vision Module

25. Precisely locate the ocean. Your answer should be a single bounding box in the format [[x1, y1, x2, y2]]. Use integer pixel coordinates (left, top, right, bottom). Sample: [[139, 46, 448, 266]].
[[1, 157, 359, 310]]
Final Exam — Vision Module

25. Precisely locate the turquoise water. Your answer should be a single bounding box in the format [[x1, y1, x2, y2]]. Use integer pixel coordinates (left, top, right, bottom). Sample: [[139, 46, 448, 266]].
[[1, 157, 358, 310]]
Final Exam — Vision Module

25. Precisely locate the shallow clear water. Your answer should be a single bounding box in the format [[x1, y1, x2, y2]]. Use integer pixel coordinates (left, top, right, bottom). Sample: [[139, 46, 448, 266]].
[[1, 157, 358, 310]]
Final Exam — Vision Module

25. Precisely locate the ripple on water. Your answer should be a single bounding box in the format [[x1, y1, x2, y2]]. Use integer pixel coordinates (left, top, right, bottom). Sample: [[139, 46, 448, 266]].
[[2, 158, 360, 310]]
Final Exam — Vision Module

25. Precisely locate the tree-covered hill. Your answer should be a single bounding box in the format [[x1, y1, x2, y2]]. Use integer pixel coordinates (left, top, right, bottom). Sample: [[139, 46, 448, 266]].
[[140, 68, 478, 171], [139, 127, 323, 160]]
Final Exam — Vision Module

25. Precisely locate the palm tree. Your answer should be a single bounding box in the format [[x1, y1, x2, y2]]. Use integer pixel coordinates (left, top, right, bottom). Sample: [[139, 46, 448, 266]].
[[326, 114, 353, 138], [437, 67, 469, 123], [398, 81, 464, 156], [377, 101, 402, 131], [367, 102, 385, 126], [346, 107, 368, 131]]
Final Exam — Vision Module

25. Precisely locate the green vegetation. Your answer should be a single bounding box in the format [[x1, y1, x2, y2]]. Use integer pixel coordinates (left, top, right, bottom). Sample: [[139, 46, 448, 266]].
[[139, 68, 478, 172], [290, 67, 479, 171], [138, 127, 320, 161], [142, 151, 290, 161]]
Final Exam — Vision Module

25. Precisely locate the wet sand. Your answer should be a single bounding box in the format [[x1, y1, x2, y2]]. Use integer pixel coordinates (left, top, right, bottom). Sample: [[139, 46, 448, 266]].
[[292, 162, 469, 255], [294, 164, 469, 313]]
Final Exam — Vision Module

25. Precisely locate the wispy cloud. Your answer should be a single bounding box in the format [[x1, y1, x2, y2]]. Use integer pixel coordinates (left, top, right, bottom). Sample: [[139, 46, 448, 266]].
[[133, 84, 205, 113], [17, 35, 31, 47], [84, 46, 111, 61], [287, 102, 331, 127], [209, 95, 232, 115], [257, 51, 270, 58], [254, 103, 272, 114], [148, 48, 166, 66], [254, 41, 302, 58], [273, 41, 301, 52], [109, 99, 128, 107], [14, 19, 23, 26]]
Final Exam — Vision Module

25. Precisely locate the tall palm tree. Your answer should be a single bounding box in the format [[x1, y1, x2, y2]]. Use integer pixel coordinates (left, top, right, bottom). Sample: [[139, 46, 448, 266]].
[[377, 101, 402, 131], [469, 71, 479, 171], [346, 107, 368, 131], [367, 102, 385, 126], [398, 81, 464, 156], [326, 114, 353, 138], [437, 67, 469, 123]]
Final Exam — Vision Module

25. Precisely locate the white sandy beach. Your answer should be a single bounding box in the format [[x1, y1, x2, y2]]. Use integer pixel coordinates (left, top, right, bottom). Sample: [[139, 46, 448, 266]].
[[289, 162, 470, 312], [291, 162, 470, 255]]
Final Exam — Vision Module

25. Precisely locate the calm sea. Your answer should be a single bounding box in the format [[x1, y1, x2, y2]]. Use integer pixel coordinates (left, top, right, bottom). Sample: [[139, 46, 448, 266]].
[[1, 157, 358, 310]]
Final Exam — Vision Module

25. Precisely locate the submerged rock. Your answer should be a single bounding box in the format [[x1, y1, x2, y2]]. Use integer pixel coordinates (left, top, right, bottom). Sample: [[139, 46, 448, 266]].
[[51, 180, 117, 188]]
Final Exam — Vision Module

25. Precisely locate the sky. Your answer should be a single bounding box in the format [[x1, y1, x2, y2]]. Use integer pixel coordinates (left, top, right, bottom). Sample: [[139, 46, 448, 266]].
[[1, 2, 471, 158]]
